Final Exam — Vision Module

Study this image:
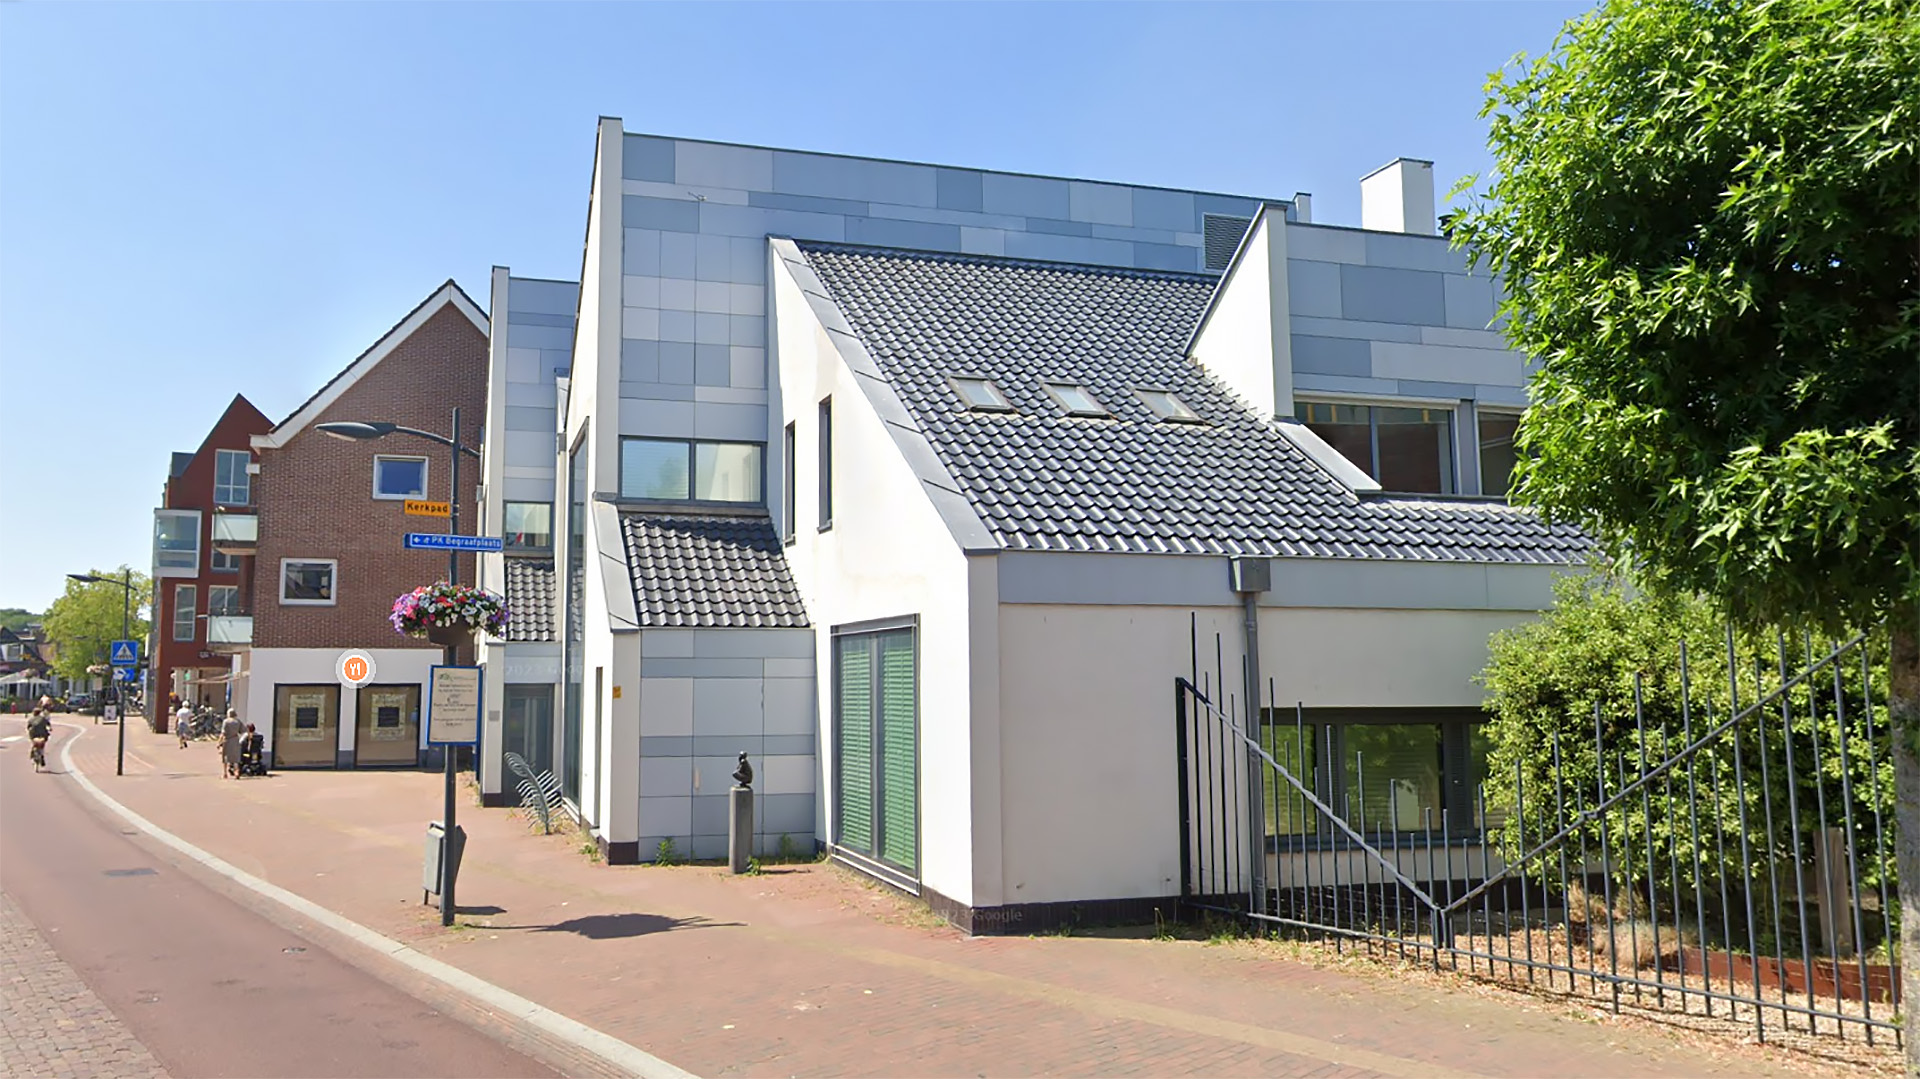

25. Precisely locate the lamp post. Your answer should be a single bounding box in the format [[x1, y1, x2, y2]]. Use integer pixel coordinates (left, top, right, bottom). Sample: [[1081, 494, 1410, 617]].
[[67, 569, 133, 776], [317, 408, 480, 927]]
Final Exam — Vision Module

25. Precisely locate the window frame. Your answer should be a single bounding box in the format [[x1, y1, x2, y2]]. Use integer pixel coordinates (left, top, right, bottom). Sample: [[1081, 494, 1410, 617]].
[[1135, 386, 1203, 423], [210, 549, 241, 573], [208, 584, 241, 617], [615, 437, 764, 505], [503, 500, 554, 551], [153, 508, 203, 577], [213, 448, 251, 506], [279, 558, 338, 606], [818, 398, 833, 532], [172, 584, 197, 642], [1475, 407, 1522, 499], [1042, 381, 1109, 419], [1294, 395, 1460, 495], [1259, 707, 1495, 849], [371, 455, 430, 501], [782, 421, 797, 543], [949, 375, 1014, 413]]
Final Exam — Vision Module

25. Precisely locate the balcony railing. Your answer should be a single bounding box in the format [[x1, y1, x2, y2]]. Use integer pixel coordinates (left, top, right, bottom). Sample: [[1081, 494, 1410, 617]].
[[206, 615, 253, 649], [210, 513, 258, 555]]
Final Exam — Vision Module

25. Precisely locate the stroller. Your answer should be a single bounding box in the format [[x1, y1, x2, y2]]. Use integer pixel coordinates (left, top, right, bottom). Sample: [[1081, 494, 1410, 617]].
[[238, 731, 268, 777]]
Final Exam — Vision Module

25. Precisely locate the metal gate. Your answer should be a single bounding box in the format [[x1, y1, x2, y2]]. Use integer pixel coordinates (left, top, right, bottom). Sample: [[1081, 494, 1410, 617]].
[[1177, 625, 1899, 1047]]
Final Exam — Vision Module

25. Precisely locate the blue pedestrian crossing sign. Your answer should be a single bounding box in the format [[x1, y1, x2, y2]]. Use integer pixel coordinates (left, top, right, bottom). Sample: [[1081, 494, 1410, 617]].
[[110, 639, 140, 666]]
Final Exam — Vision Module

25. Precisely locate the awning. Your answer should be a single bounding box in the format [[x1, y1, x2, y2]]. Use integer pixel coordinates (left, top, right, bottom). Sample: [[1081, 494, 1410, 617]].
[[0, 671, 52, 686]]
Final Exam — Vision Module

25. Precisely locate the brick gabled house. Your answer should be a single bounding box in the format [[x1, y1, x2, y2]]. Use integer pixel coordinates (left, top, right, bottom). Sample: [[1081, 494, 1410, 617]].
[[233, 281, 489, 768], [150, 393, 273, 727]]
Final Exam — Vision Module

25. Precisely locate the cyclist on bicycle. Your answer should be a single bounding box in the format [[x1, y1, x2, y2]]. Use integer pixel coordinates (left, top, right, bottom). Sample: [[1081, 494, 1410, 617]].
[[27, 707, 51, 771]]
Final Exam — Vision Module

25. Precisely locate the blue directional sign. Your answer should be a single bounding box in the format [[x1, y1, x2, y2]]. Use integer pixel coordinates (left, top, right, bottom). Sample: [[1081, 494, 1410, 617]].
[[117, 666, 139, 682], [109, 639, 140, 666], [404, 533, 504, 553]]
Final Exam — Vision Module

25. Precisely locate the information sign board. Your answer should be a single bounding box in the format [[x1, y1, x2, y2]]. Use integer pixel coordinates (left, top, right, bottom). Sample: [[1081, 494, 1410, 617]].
[[427, 665, 481, 746]]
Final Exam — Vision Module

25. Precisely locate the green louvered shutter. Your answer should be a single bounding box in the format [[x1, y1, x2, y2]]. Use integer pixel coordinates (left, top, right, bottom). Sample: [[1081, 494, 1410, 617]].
[[877, 631, 917, 872], [836, 640, 874, 854]]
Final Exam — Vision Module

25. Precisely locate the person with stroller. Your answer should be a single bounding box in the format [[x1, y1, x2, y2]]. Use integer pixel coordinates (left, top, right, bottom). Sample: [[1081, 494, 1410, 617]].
[[238, 723, 267, 777]]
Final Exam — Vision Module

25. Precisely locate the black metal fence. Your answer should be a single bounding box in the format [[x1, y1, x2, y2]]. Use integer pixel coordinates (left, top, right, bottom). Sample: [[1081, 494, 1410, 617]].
[[1176, 626, 1898, 1046]]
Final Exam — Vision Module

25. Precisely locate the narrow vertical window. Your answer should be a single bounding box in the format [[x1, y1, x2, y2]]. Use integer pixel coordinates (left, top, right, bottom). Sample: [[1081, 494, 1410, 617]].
[[782, 422, 797, 542], [173, 585, 197, 642], [818, 398, 833, 531]]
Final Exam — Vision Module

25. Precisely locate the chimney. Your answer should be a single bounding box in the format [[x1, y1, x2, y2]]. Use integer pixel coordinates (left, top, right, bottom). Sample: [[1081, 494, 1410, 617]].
[[1360, 158, 1435, 235], [1290, 192, 1312, 224]]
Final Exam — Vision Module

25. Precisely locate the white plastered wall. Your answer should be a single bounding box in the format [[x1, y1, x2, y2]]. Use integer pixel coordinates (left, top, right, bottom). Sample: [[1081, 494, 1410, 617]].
[[994, 602, 1537, 906], [245, 646, 441, 760], [477, 267, 512, 797], [770, 252, 986, 906], [1187, 205, 1292, 419]]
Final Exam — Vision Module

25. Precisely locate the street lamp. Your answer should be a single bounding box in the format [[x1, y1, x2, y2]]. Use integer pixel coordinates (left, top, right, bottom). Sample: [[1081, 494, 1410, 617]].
[[317, 407, 481, 927], [67, 570, 133, 776]]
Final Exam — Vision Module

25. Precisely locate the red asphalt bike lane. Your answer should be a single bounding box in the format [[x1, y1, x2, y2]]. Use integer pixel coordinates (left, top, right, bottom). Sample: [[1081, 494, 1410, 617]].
[[0, 716, 558, 1079]]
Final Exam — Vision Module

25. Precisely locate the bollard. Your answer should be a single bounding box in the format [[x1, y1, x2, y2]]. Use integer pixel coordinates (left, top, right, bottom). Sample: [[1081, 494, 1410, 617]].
[[729, 751, 755, 874]]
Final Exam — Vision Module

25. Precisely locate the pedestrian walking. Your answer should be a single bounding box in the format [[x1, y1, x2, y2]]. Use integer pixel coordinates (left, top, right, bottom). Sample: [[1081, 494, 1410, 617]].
[[220, 708, 245, 779], [176, 702, 194, 747]]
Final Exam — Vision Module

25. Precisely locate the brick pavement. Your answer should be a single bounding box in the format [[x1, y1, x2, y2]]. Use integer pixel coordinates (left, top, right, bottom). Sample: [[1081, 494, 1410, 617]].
[[62, 719, 1819, 1078], [0, 890, 169, 1079]]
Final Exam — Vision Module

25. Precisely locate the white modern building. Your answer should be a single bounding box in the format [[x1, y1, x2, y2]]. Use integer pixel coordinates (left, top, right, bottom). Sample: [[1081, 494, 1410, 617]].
[[477, 121, 1582, 931]]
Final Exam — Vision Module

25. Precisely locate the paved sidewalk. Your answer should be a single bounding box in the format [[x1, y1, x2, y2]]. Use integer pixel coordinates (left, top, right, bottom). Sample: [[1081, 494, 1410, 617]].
[[64, 719, 1820, 1078], [0, 890, 169, 1079]]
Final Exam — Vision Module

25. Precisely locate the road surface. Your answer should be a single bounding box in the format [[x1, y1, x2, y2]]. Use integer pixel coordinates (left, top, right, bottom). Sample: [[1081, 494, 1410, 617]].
[[0, 716, 558, 1079]]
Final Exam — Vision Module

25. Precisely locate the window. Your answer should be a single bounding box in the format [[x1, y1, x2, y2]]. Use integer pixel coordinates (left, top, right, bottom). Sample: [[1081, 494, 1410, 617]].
[[1478, 410, 1521, 498], [504, 502, 553, 550], [818, 398, 833, 530], [372, 455, 429, 500], [617, 439, 763, 503], [1260, 709, 1500, 841], [172, 585, 196, 642], [782, 422, 797, 542], [1043, 381, 1108, 418], [950, 376, 1013, 412], [153, 509, 202, 576], [1296, 400, 1457, 494], [213, 449, 250, 505], [1136, 388, 1202, 423], [280, 559, 337, 605], [208, 584, 240, 616], [835, 623, 918, 874], [210, 549, 240, 573]]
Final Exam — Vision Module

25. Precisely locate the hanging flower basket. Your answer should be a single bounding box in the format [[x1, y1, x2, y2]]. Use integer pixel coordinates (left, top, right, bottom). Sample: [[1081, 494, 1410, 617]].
[[391, 581, 510, 643]]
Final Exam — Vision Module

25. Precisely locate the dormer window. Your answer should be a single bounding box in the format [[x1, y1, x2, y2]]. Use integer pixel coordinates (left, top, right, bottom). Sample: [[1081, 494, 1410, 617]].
[[1136, 388, 1202, 423], [951, 376, 1014, 412], [1044, 381, 1108, 418]]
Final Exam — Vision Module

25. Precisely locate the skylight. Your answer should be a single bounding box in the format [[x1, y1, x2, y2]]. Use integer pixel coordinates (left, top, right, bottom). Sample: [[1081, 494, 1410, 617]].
[[1044, 382, 1108, 418], [1136, 388, 1202, 423], [951, 376, 1014, 412]]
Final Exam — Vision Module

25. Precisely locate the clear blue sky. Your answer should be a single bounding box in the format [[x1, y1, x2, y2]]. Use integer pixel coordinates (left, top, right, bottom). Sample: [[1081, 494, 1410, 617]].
[[0, 0, 1588, 613]]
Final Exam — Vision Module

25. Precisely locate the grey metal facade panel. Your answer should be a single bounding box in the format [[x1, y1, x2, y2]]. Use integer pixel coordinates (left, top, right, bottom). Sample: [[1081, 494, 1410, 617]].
[[619, 512, 811, 628], [503, 557, 557, 642], [794, 242, 1587, 565]]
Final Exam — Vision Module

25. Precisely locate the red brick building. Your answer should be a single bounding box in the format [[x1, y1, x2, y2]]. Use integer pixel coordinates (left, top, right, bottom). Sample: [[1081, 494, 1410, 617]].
[[235, 281, 489, 768], [150, 394, 273, 728]]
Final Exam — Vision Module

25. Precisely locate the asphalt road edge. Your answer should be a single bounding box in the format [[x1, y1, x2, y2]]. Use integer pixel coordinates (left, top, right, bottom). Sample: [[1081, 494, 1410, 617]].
[[57, 722, 697, 1079]]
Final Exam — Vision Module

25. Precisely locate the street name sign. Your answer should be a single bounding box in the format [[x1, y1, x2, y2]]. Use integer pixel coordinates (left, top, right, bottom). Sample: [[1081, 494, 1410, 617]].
[[427, 665, 481, 746], [403, 533, 503, 553], [403, 499, 451, 518], [110, 640, 139, 666]]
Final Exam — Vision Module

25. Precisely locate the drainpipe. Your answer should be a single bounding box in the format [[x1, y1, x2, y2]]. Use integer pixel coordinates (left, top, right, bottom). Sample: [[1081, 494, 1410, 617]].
[[1228, 556, 1272, 918]]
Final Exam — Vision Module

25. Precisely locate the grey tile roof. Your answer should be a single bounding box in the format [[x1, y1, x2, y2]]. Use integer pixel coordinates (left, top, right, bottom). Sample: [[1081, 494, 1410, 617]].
[[620, 514, 810, 628], [502, 557, 556, 643], [795, 243, 1588, 564]]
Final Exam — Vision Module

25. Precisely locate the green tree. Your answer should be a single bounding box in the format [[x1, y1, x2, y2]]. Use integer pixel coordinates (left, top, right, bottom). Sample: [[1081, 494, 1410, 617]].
[[0, 608, 39, 633], [1451, 0, 1917, 1050], [43, 568, 151, 682]]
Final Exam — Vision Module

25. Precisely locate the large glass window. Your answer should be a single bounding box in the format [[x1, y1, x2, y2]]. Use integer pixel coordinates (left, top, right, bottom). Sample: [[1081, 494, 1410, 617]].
[[618, 438, 762, 504], [208, 584, 240, 616], [504, 502, 553, 550], [210, 549, 241, 573], [1478, 411, 1521, 498], [372, 455, 428, 500], [212, 449, 250, 505], [172, 585, 197, 642], [153, 509, 202, 575], [280, 559, 336, 605], [1296, 400, 1456, 494], [1260, 710, 1492, 840]]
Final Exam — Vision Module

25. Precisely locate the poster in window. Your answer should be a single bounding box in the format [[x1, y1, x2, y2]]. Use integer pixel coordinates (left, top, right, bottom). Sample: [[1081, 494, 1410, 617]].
[[289, 692, 328, 741], [368, 690, 411, 741]]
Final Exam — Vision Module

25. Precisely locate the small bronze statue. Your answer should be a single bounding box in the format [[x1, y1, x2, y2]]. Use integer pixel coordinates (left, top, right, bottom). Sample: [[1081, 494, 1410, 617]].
[[732, 752, 753, 788]]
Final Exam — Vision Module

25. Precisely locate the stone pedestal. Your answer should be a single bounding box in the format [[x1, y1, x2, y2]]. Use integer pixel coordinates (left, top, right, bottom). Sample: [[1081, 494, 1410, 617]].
[[729, 785, 754, 874]]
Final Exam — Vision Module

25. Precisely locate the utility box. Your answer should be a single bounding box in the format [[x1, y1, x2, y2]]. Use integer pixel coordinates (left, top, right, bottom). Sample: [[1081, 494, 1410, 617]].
[[423, 821, 466, 902]]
